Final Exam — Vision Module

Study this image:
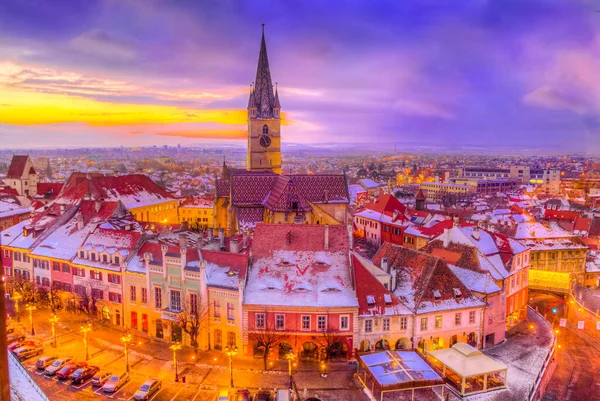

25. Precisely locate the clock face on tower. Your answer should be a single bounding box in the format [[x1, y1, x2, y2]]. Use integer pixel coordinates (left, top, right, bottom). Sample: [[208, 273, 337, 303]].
[[259, 135, 272, 148]]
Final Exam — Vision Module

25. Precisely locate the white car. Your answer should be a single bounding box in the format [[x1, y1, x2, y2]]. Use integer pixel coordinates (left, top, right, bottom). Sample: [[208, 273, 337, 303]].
[[44, 357, 73, 376], [102, 372, 129, 393]]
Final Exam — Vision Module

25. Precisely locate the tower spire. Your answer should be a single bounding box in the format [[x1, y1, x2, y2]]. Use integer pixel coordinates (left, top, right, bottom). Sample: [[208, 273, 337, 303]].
[[253, 24, 275, 118]]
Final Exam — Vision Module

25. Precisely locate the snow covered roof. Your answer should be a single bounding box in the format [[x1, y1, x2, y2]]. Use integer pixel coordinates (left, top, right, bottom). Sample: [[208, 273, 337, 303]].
[[0, 200, 31, 219], [449, 265, 502, 294], [514, 222, 574, 240]]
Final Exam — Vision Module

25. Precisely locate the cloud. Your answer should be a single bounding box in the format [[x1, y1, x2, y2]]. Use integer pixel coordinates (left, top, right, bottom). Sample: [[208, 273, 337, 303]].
[[69, 29, 136, 61], [153, 129, 246, 139], [393, 99, 454, 119], [523, 87, 591, 114]]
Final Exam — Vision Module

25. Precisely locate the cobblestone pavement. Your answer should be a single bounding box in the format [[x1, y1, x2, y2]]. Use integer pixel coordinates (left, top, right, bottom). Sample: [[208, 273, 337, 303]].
[[8, 308, 370, 401], [530, 293, 600, 401]]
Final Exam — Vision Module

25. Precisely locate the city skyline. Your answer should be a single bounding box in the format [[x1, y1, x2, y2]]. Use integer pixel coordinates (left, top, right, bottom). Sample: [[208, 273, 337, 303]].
[[1, 0, 600, 152]]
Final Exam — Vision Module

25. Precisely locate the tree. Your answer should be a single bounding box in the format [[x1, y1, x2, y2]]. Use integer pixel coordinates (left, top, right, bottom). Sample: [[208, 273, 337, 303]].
[[76, 281, 107, 320], [248, 310, 289, 370], [7, 274, 35, 304], [176, 300, 210, 355], [316, 316, 347, 361], [36, 283, 62, 314]]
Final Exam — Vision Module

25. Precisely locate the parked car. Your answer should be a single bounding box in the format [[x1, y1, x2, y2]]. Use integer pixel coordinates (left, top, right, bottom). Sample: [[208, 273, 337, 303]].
[[70, 366, 100, 385], [254, 390, 272, 401], [133, 378, 162, 400], [44, 357, 74, 376], [57, 362, 86, 380], [14, 344, 44, 361], [102, 372, 129, 393], [236, 389, 251, 401], [8, 340, 36, 352], [218, 390, 230, 401], [91, 371, 112, 387], [7, 334, 25, 344], [36, 356, 58, 370]]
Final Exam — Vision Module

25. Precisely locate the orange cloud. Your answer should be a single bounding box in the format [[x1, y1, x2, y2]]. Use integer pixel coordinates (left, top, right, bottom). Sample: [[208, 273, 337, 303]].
[[154, 129, 247, 139]]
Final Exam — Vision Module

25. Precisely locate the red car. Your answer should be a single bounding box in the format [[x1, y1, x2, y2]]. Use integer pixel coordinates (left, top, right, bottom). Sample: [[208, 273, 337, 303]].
[[8, 340, 36, 352], [70, 365, 100, 385], [57, 362, 87, 380]]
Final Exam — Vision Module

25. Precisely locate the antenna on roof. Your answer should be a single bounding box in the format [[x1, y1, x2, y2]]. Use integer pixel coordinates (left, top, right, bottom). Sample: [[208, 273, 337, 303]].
[[262, 23, 265, 35]]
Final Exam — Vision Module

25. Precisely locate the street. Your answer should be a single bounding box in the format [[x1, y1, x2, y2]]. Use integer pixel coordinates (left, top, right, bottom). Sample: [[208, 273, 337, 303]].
[[8, 308, 368, 401], [529, 292, 600, 401]]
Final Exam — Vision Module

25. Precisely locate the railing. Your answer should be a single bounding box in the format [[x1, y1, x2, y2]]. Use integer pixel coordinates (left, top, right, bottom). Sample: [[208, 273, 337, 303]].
[[8, 350, 50, 401], [527, 306, 557, 401]]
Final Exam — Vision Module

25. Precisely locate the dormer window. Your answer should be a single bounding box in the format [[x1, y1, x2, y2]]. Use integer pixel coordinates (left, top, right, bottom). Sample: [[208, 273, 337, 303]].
[[91, 253, 96, 261], [79, 250, 85, 259], [102, 254, 108, 263], [453, 288, 462, 299], [433, 290, 441, 301], [384, 294, 392, 305], [366, 295, 375, 306], [114, 256, 120, 265]]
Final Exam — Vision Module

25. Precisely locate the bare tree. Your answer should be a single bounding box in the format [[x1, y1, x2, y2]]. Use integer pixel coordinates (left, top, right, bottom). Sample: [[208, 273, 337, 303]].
[[176, 300, 210, 355], [75, 281, 107, 320], [248, 310, 289, 370], [7, 274, 35, 303], [316, 317, 347, 361], [36, 283, 62, 313]]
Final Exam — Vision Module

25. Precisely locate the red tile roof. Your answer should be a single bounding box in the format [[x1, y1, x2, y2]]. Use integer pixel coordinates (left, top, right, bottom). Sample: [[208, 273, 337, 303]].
[[353, 254, 402, 316], [252, 223, 348, 256], [36, 183, 64, 198], [201, 249, 248, 280], [6, 155, 34, 179], [263, 176, 312, 212], [544, 209, 581, 222]]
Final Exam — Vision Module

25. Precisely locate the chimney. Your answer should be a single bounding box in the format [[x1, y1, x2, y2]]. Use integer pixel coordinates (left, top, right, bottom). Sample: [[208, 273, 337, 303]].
[[161, 244, 168, 279], [94, 200, 101, 213], [84, 192, 91, 201], [180, 245, 187, 283], [324, 224, 330, 250], [472, 226, 480, 241], [242, 231, 249, 249], [381, 257, 389, 273], [59, 204, 66, 214], [390, 267, 397, 291], [76, 211, 84, 231], [347, 224, 353, 249], [218, 228, 225, 250], [453, 216, 460, 227], [443, 228, 450, 248], [113, 171, 119, 177], [230, 236, 239, 254]]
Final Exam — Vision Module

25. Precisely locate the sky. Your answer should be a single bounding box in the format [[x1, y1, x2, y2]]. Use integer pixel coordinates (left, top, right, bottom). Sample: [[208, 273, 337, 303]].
[[0, 0, 600, 152]]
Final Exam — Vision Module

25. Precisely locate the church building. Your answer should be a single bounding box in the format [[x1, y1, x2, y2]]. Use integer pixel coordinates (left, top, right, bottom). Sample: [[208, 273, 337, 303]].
[[214, 28, 350, 234]]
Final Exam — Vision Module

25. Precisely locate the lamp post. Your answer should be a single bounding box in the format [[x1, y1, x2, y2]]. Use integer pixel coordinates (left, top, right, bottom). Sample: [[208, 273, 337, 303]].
[[80, 323, 92, 361], [285, 352, 297, 390], [11, 293, 22, 322], [49, 314, 59, 348], [170, 342, 182, 382], [121, 332, 132, 372], [25, 304, 36, 336], [224, 344, 238, 388]]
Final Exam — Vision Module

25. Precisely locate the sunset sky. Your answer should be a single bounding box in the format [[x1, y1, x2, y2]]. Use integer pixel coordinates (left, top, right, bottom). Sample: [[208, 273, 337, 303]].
[[1, 0, 599, 151]]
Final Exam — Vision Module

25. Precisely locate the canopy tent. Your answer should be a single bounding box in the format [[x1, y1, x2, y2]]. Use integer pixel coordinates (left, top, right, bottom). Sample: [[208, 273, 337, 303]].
[[428, 343, 507, 396], [357, 350, 445, 401]]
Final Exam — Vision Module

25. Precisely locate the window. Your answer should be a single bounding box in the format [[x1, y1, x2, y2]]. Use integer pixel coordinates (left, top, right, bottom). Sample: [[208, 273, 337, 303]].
[[420, 317, 428, 331], [403, 236, 414, 244], [469, 311, 476, 324], [383, 318, 390, 331], [317, 315, 327, 331], [91, 253, 96, 261], [275, 314, 285, 330], [455, 313, 462, 326], [102, 254, 108, 263], [61, 264, 70, 273], [131, 312, 138, 330], [63, 283, 71, 292], [170, 290, 181, 312], [256, 313, 265, 329], [91, 289, 104, 300], [190, 293, 198, 315], [130, 286, 136, 301], [107, 274, 120, 284], [90, 270, 102, 280], [213, 300, 221, 317], [154, 287, 162, 308], [365, 319, 373, 333], [214, 329, 222, 350], [227, 331, 236, 347], [114, 256, 120, 265], [75, 285, 86, 297], [109, 292, 122, 303], [141, 288, 147, 303], [340, 315, 349, 331], [13, 252, 21, 262], [227, 303, 235, 321], [301, 315, 310, 330], [72, 267, 85, 277], [35, 276, 40, 285], [52, 262, 60, 271], [3, 249, 8, 258], [435, 315, 442, 329], [79, 250, 85, 258], [262, 124, 269, 135], [400, 317, 407, 330]]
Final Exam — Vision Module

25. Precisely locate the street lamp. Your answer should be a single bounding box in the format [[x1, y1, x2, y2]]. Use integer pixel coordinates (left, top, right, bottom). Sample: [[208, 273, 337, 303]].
[[80, 323, 92, 361], [25, 304, 36, 336], [285, 351, 297, 390], [170, 342, 182, 382], [224, 344, 238, 388], [49, 314, 59, 348], [121, 332, 132, 372], [11, 293, 22, 322]]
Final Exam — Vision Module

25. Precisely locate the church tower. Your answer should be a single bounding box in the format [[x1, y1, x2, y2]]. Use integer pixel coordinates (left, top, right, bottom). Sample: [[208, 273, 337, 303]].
[[247, 25, 282, 174]]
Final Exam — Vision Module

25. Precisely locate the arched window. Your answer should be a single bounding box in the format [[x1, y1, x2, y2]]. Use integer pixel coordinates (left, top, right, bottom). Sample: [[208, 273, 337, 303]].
[[262, 124, 269, 135]]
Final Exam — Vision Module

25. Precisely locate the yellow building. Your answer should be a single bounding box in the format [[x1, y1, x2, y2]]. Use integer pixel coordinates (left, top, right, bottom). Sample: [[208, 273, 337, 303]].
[[178, 197, 214, 229], [420, 182, 475, 200]]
